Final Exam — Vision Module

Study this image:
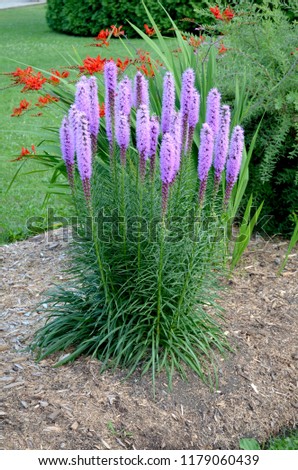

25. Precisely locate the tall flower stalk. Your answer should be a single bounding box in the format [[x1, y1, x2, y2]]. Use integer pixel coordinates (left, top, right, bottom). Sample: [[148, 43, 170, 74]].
[[180, 68, 195, 152], [136, 104, 150, 181], [206, 88, 221, 139], [104, 61, 118, 158], [198, 123, 214, 206], [59, 116, 75, 190], [225, 125, 245, 205], [161, 72, 175, 135], [214, 105, 231, 195]]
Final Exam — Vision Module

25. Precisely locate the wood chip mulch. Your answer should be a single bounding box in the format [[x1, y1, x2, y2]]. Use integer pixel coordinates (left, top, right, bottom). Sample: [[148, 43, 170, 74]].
[[0, 229, 297, 450]]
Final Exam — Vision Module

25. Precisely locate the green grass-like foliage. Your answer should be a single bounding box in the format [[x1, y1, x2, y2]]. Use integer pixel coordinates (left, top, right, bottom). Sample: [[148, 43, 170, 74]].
[[32, 147, 231, 387]]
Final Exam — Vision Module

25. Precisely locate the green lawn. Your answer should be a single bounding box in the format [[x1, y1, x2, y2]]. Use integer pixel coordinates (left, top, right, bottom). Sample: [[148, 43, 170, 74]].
[[0, 4, 145, 244]]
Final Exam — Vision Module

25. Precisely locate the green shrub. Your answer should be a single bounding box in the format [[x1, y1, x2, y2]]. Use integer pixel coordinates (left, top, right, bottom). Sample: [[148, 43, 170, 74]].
[[194, 1, 298, 236], [46, 0, 197, 37]]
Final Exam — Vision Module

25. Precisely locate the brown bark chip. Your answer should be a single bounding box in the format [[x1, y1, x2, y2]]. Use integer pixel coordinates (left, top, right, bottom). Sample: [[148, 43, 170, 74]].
[[0, 230, 297, 449]]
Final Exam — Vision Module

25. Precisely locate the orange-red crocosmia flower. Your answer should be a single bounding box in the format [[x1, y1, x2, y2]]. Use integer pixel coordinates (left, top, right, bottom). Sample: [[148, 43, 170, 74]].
[[116, 57, 131, 72], [222, 7, 234, 21], [48, 70, 69, 84], [12, 145, 36, 161], [144, 24, 155, 36], [110, 25, 125, 37], [218, 44, 228, 54], [137, 63, 155, 78], [11, 66, 33, 84], [35, 94, 59, 107], [21, 72, 47, 92], [99, 103, 105, 118], [11, 99, 31, 117], [210, 6, 223, 20], [96, 29, 110, 40], [79, 55, 106, 75]]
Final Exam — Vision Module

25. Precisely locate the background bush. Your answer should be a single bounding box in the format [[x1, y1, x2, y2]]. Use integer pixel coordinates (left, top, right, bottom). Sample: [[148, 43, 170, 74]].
[[195, 1, 298, 236], [46, 0, 197, 37]]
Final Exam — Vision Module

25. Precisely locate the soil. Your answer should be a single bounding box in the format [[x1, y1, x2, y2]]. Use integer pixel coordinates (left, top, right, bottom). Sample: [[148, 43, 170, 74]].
[[0, 229, 297, 450]]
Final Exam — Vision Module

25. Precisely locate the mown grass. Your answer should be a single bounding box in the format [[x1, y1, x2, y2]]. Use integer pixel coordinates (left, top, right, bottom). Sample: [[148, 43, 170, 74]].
[[0, 4, 145, 244]]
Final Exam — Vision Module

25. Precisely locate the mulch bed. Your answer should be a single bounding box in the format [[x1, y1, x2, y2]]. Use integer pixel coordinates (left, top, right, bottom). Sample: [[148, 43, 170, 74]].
[[0, 229, 297, 450]]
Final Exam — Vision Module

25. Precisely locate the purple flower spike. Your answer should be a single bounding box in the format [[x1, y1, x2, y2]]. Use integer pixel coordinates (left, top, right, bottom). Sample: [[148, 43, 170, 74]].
[[186, 89, 200, 154], [170, 111, 182, 180], [225, 125, 244, 204], [115, 112, 130, 166], [117, 81, 132, 117], [206, 88, 221, 139], [149, 115, 160, 179], [104, 61, 118, 155], [75, 76, 91, 125], [68, 104, 80, 148], [133, 71, 149, 109], [180, 68, 195, 151], [60, 116, 75, 189], [88, 76, 100, 153], [76, 111, 93, 203], [198, 123, 214, 205], [161, 72, 175, 134], [214, 105, 231, 190], [160, 133, 176, 215], [136, 104, 150, 180]]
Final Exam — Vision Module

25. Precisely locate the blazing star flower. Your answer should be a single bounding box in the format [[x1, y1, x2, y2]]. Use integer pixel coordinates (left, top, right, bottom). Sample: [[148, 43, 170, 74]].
[[214, 105, 231, 189], [161, 72, 175, 135], [60, 116, 75, 189], [115, 112, 130, 166], [133, 71, 149, 109], [149, 115, 160, 179], [68, 104, 80, 148], [186, 89, 200, 154], [75, 76, 91, 126], [76, 111, 93, 202], [170, 111, 182, 179], [206, 88, 221, 139], [225, 125, 244, 204], [160, 133, 176, 215], [180, 68, 195, 150], [117, 80, 132, 117], [136, 104, 150, 180], [88, 76, 100, 141], [104, 61, 118, 154], [198, 123, 214, 205]]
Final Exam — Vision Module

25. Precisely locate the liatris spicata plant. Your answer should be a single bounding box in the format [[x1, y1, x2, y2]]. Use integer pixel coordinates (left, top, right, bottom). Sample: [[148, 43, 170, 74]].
[[186, 90, 200, 155], [33, 65, 246, 389], [160, 132, 176, 215], [214, 105, 231, 193], [76, 111, 92, 203], [133, 71, 149, 109], [206, 88, 221, 139], [136, 104, 150, 180], [225, 125, 245, 204], [180, 68, 195, 150], [149, 115, 160, 179], [161, 72, 175, 135], [198, 123, 214, 206], [75, 76, 91, 125], [104, 61, 118, 156], [88, 76, 100, 153], [59, 116, 75, 189]]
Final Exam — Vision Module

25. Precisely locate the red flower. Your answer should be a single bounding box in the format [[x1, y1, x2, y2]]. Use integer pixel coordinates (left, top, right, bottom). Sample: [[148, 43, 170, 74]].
[[137, 63, 155, 77], [10, 66, 33, 84], [144, 24, 155, 37], [79, 55, 106, 74], [48, 70, 69, 84], [35, 94, 59, 107], [210, 6, 223, 20], [21, 72, 47, 92], [110, 25, 125, 37], [218, 44, 228, 54], [116, 57, 131, 72], [99, 103, 105, 118], [188, 35, 205, 48], [12, 145, 36, 161], [222, 7, 234, 21], [96, 29, 110, 40], [11, 99, 31, 117]]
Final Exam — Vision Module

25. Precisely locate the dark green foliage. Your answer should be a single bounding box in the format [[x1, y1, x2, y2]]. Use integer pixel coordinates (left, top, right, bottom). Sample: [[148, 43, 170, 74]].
[[208, 1, 298, 236], [46, 0, 197, 37]]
